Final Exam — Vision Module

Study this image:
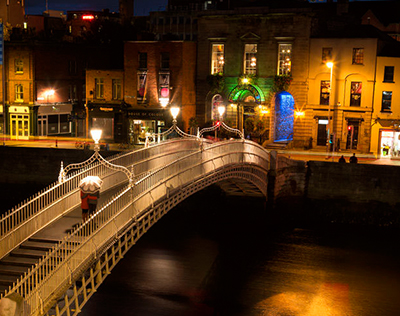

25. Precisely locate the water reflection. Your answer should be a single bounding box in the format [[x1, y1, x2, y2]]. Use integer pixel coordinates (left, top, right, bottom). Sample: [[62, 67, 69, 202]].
[[77, 188, 400, 316]]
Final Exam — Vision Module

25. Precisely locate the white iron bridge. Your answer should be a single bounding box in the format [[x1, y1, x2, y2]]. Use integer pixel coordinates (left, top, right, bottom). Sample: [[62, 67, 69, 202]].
[[0, 137, 270, 316]]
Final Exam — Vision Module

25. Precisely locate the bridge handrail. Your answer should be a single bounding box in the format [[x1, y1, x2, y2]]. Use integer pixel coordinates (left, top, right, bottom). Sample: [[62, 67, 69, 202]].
[[2, 140, 270, 315], [0, 139, 202, 260]]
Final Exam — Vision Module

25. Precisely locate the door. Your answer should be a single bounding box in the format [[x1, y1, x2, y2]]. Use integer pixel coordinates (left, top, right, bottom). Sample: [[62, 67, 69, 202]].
[[10, 114, 29, 140], [38, 115, 48, 136], [317, 120, 328, 146], [346, 120, 359, 150]]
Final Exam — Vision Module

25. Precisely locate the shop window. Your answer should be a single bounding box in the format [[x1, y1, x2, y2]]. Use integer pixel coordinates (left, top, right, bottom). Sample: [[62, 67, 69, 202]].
[[278, 43, 292, 75], [350, 82, 362, 106], [15, 84, 23, 102], [161, 52, 170, 69], [383, 66, 394, 82], [92, 117, 114, 139], [112, 79, 121, 100], [352, 48, 364, 65], [244, 44, 257, 75], [60, 114, 70, 134], [211, 44, 224, 74], [320, 80, 330, 105], [322, 47, 332, 64], [15, 59, 23, 74], [138, 52, 147, 69], [95, 78, 104, 99], [381, 91, 392, 112]]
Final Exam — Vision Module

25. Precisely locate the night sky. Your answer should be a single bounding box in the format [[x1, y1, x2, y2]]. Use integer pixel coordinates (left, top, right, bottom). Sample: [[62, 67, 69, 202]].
[[25, 0, 169, 16]]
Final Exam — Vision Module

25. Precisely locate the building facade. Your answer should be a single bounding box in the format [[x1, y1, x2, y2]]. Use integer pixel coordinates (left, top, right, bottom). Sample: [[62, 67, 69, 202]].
[[123, 40, 196, 145], [195, 7, 312, 145]]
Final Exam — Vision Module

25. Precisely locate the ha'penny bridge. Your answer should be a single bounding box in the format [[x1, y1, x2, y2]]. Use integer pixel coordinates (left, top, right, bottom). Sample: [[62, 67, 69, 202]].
[[0, 114, 275, 316]]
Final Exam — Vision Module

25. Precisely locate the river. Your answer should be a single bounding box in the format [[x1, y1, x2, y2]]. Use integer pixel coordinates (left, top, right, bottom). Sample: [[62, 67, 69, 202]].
[[73, 186, 400, 316]]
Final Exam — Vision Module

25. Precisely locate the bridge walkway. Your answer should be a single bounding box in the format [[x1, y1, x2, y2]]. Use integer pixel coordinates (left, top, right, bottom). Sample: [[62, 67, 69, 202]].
[[0, 185, 124, 296]]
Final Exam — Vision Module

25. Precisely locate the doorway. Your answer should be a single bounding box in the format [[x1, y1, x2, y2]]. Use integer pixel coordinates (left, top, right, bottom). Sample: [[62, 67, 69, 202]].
[[10, 114, 29, 140]]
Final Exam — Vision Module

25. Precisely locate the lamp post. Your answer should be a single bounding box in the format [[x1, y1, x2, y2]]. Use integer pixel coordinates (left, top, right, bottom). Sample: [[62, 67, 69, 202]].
[[170, 106, 180, 124], [59, 128, 133, 185], [326, 62, 334, 158], [217, 105, 225, 139]]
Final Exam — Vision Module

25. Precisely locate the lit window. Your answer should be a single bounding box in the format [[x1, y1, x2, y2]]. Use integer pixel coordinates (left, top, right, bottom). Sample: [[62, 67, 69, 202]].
[[15, 59, 23, 74], [350, 82, 362, 106], [352, 48, 364, 65], [95, 78, 104, 99], [383, 66, 394, 82], [278, 44, 292, 75], [244, 44, 257, 74], [322, 47, 332, 63], [15, 84, 23, 102], [320, 81, 330, 105], [211, 44, 224, 74], [381, 91, 392, 112], [112, 79, 122, 100]]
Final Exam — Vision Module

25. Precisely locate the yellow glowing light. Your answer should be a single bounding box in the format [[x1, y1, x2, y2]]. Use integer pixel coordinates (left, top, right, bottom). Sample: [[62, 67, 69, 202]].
[[170, 106, 180, 120], [326, 61, 334, 69], [91, 129, 102, 144], [242, 78, 249, 84], [295, 111, 305, 118]]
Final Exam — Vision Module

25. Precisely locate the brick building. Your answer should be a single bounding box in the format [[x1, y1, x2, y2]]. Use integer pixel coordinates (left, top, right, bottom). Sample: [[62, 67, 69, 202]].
[[123, 40, 196, 145]]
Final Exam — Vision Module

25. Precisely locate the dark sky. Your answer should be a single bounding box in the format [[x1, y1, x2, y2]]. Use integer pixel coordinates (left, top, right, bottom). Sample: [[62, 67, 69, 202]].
[[25, 0, 168, 16]]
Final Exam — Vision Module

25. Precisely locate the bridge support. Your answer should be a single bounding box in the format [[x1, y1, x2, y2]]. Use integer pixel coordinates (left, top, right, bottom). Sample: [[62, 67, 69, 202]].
[[0, 293, 23, 316]]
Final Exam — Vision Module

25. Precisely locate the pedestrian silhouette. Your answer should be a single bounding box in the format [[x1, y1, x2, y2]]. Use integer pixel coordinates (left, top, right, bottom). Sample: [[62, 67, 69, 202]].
[[349, 153, 358, 163], [339, 155, 346, 163]]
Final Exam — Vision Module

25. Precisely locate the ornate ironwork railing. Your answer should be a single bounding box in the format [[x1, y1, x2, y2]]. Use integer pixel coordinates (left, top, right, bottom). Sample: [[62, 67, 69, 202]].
[[0, 139, 203, 260], [0, 139, 270, 316]]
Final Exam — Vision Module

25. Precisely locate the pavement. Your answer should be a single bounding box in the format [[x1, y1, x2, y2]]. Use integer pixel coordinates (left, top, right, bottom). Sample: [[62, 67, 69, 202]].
[[1, 135, 399, 165]]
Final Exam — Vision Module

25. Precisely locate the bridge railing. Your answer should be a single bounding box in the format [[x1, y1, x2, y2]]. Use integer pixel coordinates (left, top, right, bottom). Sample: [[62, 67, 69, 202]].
[[2, 139, 269, 315], [0, 139, 203, 260]]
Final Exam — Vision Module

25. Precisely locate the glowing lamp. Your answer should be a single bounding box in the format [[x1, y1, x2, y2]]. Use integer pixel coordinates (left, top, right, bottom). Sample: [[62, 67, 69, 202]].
[[159, 97, 169, 108], [170, 106, 180, 120], [242, 77, 249, 84], [45, 89, 55, 97], [160, 87, 169, 98], [91, 129, 102, 144], [326, 61, 333, 69], [295, 111, 305, 118], [218, 105, 225, 118]]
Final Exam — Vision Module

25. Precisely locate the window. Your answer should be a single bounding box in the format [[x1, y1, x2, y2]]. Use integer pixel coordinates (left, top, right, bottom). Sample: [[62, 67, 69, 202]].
[[381, 91, 392, 112], [15, 59, 23, 74], [322, 47, 332, 63], [95, 78, 104, 99], [352, 48, 364, 65], [278, 44, 292, 75], [350, 82, 362, 106], [244, 44, 257, 74], [384, 66, 394, 82], [68, 85, 77, 101], [112, 79, 122, 100], [161, 52, 170, 69], [138, 53, 147, 69], [320, 81, 330, 105], [68, 60, 77, 75], [211, 44, 224, 74], [15, 84, 23, 102]]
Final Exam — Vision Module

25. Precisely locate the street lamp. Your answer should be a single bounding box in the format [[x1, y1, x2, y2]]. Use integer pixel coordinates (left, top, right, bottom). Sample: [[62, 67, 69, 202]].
[[218, 105, 225, 120], [59, 128, 133, 184], [326, 61, 334, 158], [170, 106, 180, 123], [45, 89, 55, 104]]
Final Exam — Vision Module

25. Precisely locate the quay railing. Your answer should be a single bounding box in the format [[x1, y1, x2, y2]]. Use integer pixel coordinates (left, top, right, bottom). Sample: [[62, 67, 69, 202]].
[[0, 139, 270, 316], [0, 138, 204, 260]]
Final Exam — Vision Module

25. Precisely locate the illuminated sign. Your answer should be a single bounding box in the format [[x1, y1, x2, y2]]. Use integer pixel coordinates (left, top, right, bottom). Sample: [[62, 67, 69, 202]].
[[82, 15, 94, 20], [382, 131, 394, 138]]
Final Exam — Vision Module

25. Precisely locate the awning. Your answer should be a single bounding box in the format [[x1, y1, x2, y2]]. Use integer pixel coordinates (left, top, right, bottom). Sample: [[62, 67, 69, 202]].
[[38, 103, 72, 115]]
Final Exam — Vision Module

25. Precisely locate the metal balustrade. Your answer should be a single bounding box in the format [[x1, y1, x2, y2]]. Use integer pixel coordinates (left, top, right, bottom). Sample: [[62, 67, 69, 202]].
[[0, 139, 204, 261], [0, 139, 270, 316]]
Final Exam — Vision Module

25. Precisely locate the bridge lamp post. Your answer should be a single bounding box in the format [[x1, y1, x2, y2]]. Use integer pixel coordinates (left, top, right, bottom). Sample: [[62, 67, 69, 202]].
[[91, 128, 102, 152], [217, 105, 225, 139], [170, 106, 180, 124], [326, 61, 334, 159]]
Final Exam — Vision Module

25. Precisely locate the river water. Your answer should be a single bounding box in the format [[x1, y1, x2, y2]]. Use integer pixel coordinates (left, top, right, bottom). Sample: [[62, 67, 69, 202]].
[[73, 186, 400, 316]]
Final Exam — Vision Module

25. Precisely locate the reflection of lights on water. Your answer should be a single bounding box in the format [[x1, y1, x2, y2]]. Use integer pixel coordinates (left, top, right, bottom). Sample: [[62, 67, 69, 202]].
[[255, 283, 349, 316]]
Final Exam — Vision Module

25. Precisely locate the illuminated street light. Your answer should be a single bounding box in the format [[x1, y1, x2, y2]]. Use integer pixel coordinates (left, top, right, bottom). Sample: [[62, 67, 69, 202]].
[[45, 89, 55, 103], [218, 105, 225, 120], [59, 128, 133, 185], [170, 106, 180, 122]]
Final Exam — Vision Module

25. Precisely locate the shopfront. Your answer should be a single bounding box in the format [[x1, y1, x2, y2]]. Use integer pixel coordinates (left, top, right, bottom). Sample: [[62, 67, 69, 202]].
[[37, 104, 72, 136], [9, 105, 30, 140], [379, 130, 400, 158], [127, 109, 168, 145]]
